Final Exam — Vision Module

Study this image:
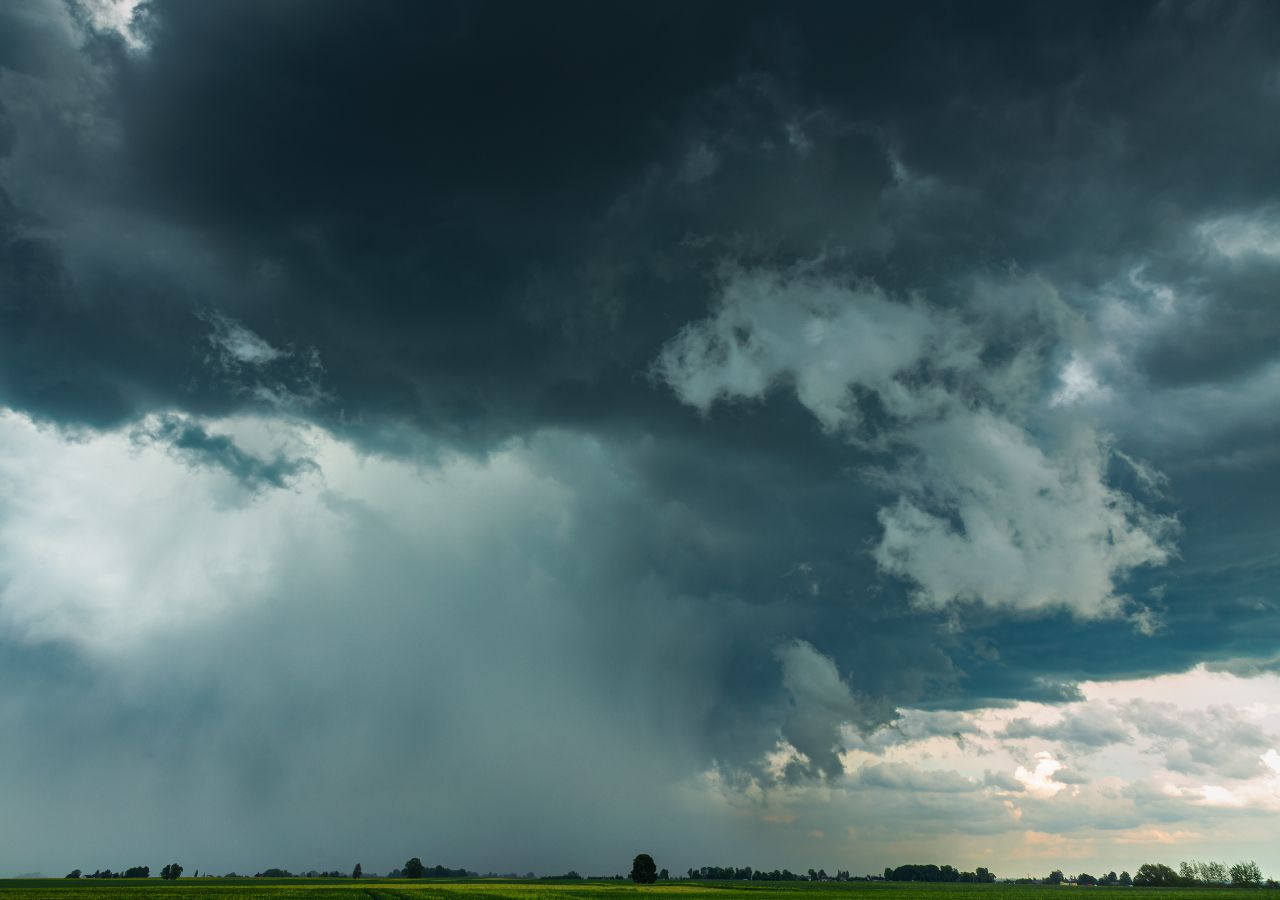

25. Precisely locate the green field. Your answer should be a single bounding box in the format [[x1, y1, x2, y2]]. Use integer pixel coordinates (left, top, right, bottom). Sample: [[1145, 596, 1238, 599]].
[[0, 880, 1268, 900]]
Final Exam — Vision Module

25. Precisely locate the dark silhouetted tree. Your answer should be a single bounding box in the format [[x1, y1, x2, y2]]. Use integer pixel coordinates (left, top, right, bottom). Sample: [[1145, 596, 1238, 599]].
[[1120, 872, 1132, 886], [1047, 870, 1064, 885], [659, 869, 669, 881], [631, 854, 658, 884], [353, 864, 362, 880], [65, 870, 81, 879], [160, 864, 183, 881], [1134, 864, 1180, 887], [404, 858, 425, 879]]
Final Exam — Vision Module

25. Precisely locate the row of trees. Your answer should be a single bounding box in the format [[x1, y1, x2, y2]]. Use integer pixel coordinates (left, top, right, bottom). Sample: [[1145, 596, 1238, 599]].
[[679, 863, 994, 883], [885, 865, 996, 883], [65, 864, 181, 880], [1133, 861, 1265, 888], [684, 866, 859, 881], [56, 855, 1268, 886], [676, 860, 1276, 887], [1040, 870, 1131, 885], [686, 867, 795, 881], [1024, 863, 1268, 888], [65, 867, 150, 879], [386, 858, 475, 879]]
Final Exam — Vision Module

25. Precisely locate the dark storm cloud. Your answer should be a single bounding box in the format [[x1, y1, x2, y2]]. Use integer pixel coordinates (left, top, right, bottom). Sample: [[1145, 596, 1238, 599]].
[[4, 0, 1279, 435], [4, 0, 1280, 875]]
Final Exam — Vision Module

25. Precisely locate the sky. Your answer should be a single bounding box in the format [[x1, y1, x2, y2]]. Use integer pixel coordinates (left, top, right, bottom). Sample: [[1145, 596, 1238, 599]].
[[2, 0, 1280, 881]]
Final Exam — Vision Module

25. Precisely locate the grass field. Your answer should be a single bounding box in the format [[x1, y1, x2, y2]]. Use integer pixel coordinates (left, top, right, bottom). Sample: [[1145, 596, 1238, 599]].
[[0, 879, 1269, 900]]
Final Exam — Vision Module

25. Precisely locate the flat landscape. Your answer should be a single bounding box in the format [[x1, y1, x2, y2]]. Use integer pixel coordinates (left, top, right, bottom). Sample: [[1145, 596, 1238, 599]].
[[0, 881, 1269, 900]]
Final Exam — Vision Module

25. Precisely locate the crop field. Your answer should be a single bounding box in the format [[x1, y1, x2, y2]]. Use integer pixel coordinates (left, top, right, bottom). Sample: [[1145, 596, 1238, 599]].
[[0, 880, 1266, 900]]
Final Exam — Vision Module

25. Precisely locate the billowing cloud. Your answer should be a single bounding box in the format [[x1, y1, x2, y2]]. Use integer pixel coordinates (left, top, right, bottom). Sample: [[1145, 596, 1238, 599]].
[[657, 266, 1177, 618], [855, 762, 981, 794], [776, 639, 885, 779], [1003, 706, 1132, 749]]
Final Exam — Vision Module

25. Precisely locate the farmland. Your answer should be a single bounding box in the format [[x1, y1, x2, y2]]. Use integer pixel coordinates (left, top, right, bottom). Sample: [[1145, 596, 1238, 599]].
[[0, 880, 1269, 900]]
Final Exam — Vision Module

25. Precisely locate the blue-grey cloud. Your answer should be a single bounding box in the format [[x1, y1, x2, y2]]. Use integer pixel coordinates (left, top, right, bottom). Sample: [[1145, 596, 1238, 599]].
[[133, 414, 316, 491]]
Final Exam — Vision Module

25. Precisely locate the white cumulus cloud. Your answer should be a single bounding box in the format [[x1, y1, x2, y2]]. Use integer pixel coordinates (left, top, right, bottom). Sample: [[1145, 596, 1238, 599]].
[[656, 266, 1176, 618]]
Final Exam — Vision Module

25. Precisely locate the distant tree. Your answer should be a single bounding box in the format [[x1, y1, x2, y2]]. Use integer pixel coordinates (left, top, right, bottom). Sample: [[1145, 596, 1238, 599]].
[[976, 868, 996, 884], [1134, 864, 1180, 887], [1047, 870, 1065, 885], [1199, 862, 1228, 884], [631, 854, 658, 884], [888, 864, 946, 882], [403, 858, 426, 879], [1230, 862, 1262, 888], [65, 870, 81, 879], [160, 864, 183, 881], [659, 869, 669, 881], [353, 864, 362, 880], [1120, 871, 1132, 886], [1078, 874, 1098, 886], [124, 866, 149, 878]]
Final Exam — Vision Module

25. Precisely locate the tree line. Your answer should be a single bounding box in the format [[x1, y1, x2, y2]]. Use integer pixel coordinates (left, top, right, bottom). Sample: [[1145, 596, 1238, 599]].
[[684, 866, 863, 881], [884, 864, 997, 883], [1132, 861, 1266, 888], [387, 858, 475, 879], [1008, 861, 1271, 888], [65, 864, 182, 880], [58, 854, 1272, 885], [1042, 870, 1129, 886]]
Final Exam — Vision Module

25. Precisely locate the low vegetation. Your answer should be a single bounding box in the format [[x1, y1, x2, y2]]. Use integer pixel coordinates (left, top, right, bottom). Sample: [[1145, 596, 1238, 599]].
[[0, 877, 1278, 900], [8, 855, 1273, 899]]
